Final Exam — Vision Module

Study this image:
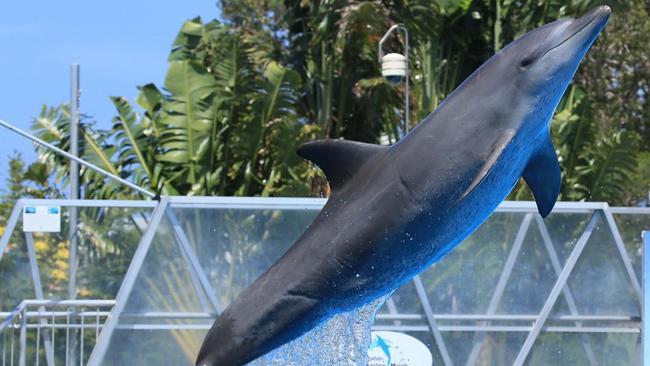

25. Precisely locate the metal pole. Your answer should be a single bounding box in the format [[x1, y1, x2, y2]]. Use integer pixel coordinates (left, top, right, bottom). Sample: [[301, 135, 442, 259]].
[[68, 63, 80, 366], [26, 233, 55, 366], [69, 63, 80, 301], [0, 119, 155, 198], [18, 308, 26, 366], [641, 231, 650, 365], [402, 26, 410, 133]]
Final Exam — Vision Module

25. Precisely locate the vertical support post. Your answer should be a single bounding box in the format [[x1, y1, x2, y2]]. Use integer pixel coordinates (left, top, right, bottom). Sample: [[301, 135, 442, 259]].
[[87, 197, 169, 366], [18, 309, 26, 366], [402, 26, 410, 133], [25, 233, 55, 366], [643, 231, 649, 366], [69, 63, 80, 300], [68, 64, 81, 366]]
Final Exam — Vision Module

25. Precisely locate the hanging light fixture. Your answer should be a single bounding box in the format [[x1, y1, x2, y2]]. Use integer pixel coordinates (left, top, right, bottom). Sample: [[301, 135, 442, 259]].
[[378, 24, 410, 134], [381, 53, 407, 86]]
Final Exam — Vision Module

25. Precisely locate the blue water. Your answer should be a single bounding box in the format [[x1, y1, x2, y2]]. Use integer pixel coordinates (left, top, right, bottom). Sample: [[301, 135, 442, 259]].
[[248, 295, 389, 366]]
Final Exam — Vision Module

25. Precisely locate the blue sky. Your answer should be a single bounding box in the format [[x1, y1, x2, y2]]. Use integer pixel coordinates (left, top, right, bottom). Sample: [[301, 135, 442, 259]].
[[0, 1, 220, 181]]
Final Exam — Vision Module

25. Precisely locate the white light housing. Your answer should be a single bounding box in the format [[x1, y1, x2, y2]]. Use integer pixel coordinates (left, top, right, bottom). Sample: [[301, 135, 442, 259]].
[[381, 53, 407, 85]]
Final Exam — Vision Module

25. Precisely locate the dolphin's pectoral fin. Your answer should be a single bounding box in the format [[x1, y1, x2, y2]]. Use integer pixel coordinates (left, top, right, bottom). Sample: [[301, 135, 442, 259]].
[[297, 139, 386, 190], [523, 134, 561, 218], [457, 129, 517, 204]]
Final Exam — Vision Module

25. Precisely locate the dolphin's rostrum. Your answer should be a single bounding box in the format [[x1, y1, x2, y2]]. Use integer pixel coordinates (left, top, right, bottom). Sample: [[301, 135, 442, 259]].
[[196, 6, 610, 366]]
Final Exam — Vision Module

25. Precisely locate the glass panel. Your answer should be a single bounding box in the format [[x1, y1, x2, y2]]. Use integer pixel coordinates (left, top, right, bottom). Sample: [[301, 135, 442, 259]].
[[460, 332, 526, 366], [101, 329, 206, 365], [567, 217, 639, 316], [0, 205, 152, 310], [612, 213, 649, 285], [420, 212, 526, 315], [526, 333, 591, 365], [170, 206, 319, 307], [583, 332, 639, 365], [498, 219, 557, 315], [540, 212, 593, 268], [122, 214, 211, 313], [75, 206, 153, 300], [526, 332, 639, 365], [101, 212, 213, 365], [0, 228, 33, 309]]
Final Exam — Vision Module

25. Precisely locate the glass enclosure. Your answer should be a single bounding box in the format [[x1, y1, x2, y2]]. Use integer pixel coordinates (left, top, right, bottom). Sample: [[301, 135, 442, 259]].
[[1, 197, 647, 366]]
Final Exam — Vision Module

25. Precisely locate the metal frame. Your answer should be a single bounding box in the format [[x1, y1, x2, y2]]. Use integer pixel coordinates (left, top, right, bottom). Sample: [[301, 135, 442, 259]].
[[641, 231, 650, 365], [1, 197, 648, 365]]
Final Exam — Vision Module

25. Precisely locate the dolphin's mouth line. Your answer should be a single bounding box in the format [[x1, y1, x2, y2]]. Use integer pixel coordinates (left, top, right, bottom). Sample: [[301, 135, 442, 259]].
[[540, 11, 601, 59]]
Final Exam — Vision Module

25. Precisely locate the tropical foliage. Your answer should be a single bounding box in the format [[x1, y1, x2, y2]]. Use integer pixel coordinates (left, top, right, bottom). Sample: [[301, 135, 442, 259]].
[[17, 0, 647, 207]]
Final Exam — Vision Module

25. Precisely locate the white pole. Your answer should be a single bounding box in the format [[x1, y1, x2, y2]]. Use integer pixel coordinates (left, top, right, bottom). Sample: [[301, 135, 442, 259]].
[[68, 64, 80, 366], [402, 26, 410, 134], [69, 64, 80, 301]]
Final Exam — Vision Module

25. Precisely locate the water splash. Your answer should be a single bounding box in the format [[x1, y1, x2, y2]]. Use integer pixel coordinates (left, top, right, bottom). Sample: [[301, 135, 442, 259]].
[[248, 295, 389, 366]]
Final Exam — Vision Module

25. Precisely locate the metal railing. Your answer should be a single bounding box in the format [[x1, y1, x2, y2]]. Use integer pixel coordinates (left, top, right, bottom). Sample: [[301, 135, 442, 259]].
[[0, 300, 115, 366]]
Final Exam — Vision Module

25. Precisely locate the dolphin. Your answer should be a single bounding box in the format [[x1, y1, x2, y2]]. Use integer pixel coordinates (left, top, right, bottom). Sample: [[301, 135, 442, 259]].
[[196, 6, 610, 366]]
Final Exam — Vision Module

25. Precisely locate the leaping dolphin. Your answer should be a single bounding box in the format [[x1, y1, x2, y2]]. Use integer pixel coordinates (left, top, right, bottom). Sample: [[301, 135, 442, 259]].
[[196, 6, 610, 366]]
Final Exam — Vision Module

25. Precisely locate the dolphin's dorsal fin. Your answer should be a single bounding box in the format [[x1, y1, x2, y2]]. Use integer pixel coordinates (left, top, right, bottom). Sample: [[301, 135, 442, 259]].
[[297, 139, 386, 191], [523, 133, 561, 218]]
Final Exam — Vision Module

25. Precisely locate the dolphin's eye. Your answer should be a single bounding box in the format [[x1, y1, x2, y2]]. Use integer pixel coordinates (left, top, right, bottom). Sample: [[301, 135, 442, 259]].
[[520, 57, 534, 69]]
